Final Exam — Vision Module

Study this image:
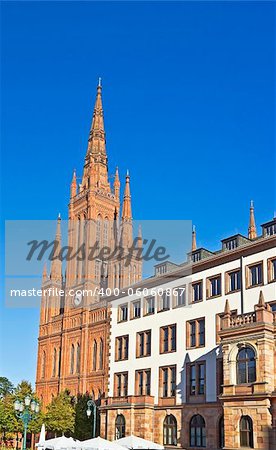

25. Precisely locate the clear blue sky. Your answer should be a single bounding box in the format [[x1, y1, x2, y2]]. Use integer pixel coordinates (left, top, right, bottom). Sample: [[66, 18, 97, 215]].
[[1, 1, 275, 387]]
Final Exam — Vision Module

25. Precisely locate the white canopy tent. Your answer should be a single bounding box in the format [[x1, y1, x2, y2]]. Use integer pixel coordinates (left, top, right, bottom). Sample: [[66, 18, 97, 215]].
[[80, 437, 126, 450], [115, 436, 164, 450], [36, 424, 46, 448], [36, 436, 80, 450]]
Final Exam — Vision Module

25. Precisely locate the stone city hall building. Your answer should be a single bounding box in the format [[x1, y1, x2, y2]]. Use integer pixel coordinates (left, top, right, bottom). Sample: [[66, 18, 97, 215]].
[[36, 83, 276, 449]]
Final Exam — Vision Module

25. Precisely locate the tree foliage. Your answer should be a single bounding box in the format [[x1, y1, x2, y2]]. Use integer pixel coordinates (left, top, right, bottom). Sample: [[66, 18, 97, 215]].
[[45, 391, 75, 436], [0, 377, 14, 399], [0, 378, 44, 443], [73, 393, 94, 441]]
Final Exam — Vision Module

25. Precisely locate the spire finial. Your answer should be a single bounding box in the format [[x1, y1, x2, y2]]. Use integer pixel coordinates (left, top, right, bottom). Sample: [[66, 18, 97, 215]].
[[58, 212, 61, 220], [192, 225, 197, 252], [42, 262, 48, 281], [122, 171, 132, 220], [50, 216, 62, 281], [248, 200, 257, 239], [114, 166, 120, 199], [86, 79, 106, 158], [224, 299, 231, 315], [257, 290, 265, 308]]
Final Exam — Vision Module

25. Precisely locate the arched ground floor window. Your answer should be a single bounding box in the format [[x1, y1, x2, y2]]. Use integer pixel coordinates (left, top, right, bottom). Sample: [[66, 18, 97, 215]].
[[240, 416, 254, 448], [190, 414, 206, 448], [115, 414, 125, 440], [163, 414, 177, 446]]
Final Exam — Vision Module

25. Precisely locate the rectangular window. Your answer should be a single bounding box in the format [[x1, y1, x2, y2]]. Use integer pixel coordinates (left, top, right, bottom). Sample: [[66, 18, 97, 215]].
[[135, 369, 151, 396], [207, 275, 222, 298], [268, 258, 276, 283], [118, 304, 128, 322], [264, 224, 276, 236], [137, 330, 151, 357], [227, 269, 241, 292], [160, 324, 177, 353], [247, 263, 263, 287], [132, 300, 141, 319], [115, 335, 129, 361], [190, 321, 196, 348], [198, 319, 205, 346], [224, 238, 238, 250], [145, 296, 155, 315], [114, 372, 128, 397], [174, 287, 186, 307], [272, 259, 276, 281], [189, 362, 206, 397], [192, 251, 201, 262], [192, 281, 203, 302], [190, 365, 196, 395], [160, 292, 170, 311], [198, 363, 205, 394], [187, 318, 205, 349], [160, 365, 176, 398]]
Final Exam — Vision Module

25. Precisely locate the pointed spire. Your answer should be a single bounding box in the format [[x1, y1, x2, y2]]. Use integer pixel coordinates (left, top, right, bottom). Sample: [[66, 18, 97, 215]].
[[224, 299, 230, 315], [86, 81, 106, 159], [248, 200, 257, 239], [257, 290, 265, 308], [70, 169, 77, 198], [137, 224, 143, 248], [122, 171, 132, 221], [114, 166, 120, 199], [192, 225, 197, 251], [42, 262, 48, 281], [50, 214, 62, 282]]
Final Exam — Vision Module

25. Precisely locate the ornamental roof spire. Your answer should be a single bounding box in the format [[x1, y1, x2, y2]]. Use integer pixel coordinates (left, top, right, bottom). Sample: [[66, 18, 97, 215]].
[[114, 166, 120, 199], [192, 225, 197, 251], [50, 214, 62, 282], [248, 200, 257, 239], [122, 171, 132, 221], [86, 79, 106, 160]]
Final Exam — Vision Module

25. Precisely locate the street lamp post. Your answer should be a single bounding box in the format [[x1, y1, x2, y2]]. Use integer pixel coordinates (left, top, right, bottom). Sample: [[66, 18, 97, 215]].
[[86, 400, 96, 438], [14, 396, 40, 450]]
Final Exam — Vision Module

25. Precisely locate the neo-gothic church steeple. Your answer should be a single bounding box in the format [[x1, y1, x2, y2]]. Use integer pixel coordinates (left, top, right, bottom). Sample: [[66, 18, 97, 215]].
[[37, 81, 142, 405]]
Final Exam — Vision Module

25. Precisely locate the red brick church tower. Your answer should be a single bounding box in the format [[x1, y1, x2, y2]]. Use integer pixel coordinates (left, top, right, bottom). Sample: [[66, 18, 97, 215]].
[[36, 81, 142, 406]]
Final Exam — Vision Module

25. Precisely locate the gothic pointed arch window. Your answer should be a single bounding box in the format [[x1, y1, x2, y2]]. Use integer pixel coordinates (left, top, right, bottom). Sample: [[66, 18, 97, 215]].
[[76, 343, 81, 373], [52, 348, 57, 377], [237, 346, 256, 384], [57, 347, 61, 377], [190, 414, 206, 447], [114, 264, 118, 289], [103, 218, 108, 246], [93, 340, 97, 371], [41, 350, 46, 379], [128, 265, 132, 286], [99, 338, 103, 370], [70, 344, 75, 374], [115, 414, 125, 439], [95, 259, 101, 284], [240, 416, 254, 448], [96, 214, 102, 243], [163, 414, 177, 446], [118, 264, 121, 289]]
